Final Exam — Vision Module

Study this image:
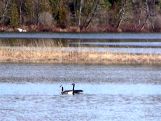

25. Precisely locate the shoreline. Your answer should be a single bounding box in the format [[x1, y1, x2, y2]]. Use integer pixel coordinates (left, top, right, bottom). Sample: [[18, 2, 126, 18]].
[[0, 47, 161, 65]]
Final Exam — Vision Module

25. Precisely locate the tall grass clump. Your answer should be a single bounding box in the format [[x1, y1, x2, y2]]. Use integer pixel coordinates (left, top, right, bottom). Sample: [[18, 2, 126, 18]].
[[0, 39, 67, 47]]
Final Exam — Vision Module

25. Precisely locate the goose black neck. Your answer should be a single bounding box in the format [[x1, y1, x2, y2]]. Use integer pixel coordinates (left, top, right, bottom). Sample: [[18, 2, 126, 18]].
[[61, 86, 64, 92], [72, 84, 75, 95]]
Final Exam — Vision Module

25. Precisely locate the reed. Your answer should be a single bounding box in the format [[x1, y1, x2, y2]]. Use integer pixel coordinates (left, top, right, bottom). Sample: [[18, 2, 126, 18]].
[[0, 47, 161, 65]]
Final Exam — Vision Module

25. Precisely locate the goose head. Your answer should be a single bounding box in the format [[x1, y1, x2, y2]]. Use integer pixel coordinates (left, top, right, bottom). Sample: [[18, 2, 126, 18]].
[[72, 83, 75, 86], [60, 85, 63, 92]]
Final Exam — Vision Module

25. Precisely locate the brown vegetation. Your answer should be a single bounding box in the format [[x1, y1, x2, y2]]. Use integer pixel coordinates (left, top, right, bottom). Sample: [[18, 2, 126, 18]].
[[0, 47, 161, 65]]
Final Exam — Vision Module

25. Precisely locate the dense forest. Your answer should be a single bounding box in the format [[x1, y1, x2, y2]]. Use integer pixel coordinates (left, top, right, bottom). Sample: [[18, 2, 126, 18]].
[[0, 0, 161, 32]]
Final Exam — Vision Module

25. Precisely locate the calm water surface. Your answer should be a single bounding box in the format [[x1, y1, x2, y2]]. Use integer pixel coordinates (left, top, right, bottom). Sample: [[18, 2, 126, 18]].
[[70, 42, 161, 47], [0, 64, 161, 121], [69, 42, 161, 54]]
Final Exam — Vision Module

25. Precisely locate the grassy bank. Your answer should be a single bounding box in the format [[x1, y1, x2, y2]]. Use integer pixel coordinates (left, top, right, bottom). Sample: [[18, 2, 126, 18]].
[[0, 47, 161, 65]]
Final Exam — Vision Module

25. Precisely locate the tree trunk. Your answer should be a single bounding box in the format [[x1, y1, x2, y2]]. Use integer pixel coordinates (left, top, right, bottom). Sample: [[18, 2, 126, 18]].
[[80, 0, 99, 30], [78, 0, 83, 28], [132, 0, 141, 25], [146, 0, 157, 31]]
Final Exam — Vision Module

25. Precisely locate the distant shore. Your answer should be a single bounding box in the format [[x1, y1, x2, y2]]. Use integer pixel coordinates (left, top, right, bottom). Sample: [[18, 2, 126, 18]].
[[0, 47, 161, 65]]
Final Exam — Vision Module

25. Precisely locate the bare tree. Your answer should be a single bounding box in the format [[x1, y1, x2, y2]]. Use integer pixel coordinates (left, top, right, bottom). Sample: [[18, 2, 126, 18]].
[[107, 0, 126, 30], [80, 0, 99, 30], [143, 0, 157, 31], [146, 0, 156, 16], [116, 0, 127, 29], [34, 0, 40, 24], [0, 0, 12, 24], [78, 0, 83, 28], [132, 0, 142, 25]]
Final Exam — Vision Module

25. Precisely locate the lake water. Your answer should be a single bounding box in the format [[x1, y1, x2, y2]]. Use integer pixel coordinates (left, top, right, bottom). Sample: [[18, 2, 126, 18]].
[[69, 42, 161, 54], [67, 47, 161, 54], [0, 64, 161, 121], [1, 33, 161, 40], [70, 42, 161, 48]]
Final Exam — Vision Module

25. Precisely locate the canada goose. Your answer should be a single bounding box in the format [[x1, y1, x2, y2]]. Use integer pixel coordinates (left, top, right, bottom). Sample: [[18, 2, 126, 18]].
[[60, 83, 83, 95]]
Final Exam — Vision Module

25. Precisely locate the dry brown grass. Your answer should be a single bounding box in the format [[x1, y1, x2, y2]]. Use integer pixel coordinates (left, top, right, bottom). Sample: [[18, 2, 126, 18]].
[[0, 47, 161, 65]]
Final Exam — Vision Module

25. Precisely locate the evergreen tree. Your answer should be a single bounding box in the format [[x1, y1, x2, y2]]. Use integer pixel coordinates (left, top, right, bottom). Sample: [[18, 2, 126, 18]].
[[10, 0, 19, 26], [24, 0, 38, 24], [50, 0, 69, 28], [39, 0, 52, 12]]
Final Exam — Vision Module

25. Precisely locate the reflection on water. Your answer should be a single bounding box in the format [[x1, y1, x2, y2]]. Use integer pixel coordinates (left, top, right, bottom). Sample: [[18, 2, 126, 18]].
[[0, 64, 161, 121]]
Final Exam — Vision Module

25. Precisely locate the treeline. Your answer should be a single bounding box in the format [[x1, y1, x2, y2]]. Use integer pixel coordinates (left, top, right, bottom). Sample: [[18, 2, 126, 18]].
[[0, 0, 161, 32]]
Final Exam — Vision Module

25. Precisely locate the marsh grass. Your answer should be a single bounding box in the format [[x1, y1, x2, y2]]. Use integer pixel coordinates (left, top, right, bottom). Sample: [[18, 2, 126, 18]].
[[0, 39, 67, 47], [0, 46, 161, 65]]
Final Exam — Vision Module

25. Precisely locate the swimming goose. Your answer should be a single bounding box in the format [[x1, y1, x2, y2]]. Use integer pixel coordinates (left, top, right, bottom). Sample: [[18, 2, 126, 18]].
[[60, 83, 83, 95]]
